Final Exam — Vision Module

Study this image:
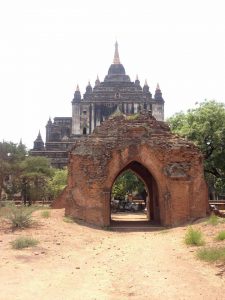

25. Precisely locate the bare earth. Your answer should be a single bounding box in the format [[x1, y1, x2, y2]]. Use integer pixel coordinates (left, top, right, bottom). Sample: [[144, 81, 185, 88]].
[[0, 209, 225, 300]]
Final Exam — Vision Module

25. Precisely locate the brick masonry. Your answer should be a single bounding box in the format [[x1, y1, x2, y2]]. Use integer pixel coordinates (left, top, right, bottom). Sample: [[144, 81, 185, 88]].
[[53, 111, 208, 227]]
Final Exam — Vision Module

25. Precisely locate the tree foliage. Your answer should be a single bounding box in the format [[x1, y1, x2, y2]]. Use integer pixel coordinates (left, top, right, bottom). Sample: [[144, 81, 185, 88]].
[[0, 141, 27, 198], [0, 141, 68, 203], [167, 100, 225, 196], [48, 168, 68, 199], [20, 156, 54, 202], [112, 170, 145, 200]]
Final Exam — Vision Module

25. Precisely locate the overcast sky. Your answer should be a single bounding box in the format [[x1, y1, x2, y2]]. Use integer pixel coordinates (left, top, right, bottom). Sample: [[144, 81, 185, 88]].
[[0, 0, 225, 149]]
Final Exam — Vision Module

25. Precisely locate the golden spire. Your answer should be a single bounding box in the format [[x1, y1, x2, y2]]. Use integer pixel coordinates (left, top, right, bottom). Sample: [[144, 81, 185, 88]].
[[113, 41, 121, 64]]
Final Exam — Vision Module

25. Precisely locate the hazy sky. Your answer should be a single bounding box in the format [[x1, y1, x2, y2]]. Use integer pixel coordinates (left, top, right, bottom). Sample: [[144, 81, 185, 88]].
[[0, 0, 225, 149]]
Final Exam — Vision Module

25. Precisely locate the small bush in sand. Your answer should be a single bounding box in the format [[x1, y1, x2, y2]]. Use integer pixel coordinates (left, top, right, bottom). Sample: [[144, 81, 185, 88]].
[[216, 231, 225, 241], [197, 247, 225, 262], [41, 210, 50, 218], [184, 227, 205, 246], [11, 237, 39, 249], [207, 214, 219, 226], [6, 206, 33, 229]]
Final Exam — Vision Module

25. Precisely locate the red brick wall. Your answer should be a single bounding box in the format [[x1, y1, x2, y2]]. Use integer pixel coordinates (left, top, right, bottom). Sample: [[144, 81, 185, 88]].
[[53, 112, 208, 227]]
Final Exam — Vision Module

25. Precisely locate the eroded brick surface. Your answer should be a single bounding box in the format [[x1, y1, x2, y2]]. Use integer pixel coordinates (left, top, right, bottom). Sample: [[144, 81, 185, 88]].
[[53, 111, 208, 227]]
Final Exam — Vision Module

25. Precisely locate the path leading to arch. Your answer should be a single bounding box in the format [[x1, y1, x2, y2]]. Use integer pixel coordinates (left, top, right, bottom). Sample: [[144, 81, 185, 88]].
[[111, 211, 148, 221], [0, 209, 225, 300]]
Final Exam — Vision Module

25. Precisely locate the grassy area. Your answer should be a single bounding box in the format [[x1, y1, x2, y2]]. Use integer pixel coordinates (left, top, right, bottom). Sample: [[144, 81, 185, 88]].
[[216, 230, 225, 241], [11, 236, 39, 249], [184, 227, 205, 246], [197, 247, 225, 262]]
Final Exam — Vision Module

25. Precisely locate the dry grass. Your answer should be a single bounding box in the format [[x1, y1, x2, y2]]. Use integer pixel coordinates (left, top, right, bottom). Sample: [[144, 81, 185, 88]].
[[216, 231, 225, 241], [184, 227, 205, 246], [197, 247, 225, 262], [11, 236, 39, 249]]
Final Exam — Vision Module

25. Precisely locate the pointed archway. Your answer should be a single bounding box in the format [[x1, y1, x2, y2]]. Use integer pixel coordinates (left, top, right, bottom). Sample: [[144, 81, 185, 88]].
[[54, 112, 208, 228], [110, 161, 160, 225]]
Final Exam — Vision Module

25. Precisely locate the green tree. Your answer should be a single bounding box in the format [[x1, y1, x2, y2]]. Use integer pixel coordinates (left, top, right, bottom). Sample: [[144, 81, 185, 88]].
[[20, 156, 54, 203], [0, 142, 64, 203], [112, 170, 145, 200], [0, 141, 27, 199], [48, 168, 68, 199], [167, 100, 225, 197]]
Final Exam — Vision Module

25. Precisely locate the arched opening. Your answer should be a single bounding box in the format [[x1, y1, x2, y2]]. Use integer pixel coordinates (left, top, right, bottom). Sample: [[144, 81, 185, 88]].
[[83, 127, 87, 135], [110, 161, 160, 225]]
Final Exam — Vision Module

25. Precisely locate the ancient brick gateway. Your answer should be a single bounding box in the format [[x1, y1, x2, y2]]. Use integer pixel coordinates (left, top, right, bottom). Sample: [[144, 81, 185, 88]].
[[54, 111, 208, 227]]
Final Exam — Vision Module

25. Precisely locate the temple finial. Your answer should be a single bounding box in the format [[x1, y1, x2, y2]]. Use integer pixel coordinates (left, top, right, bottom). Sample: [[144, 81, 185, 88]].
[[36, 130, 43, 141], [144, 79, 148, 86], [95, 75, 100, 86], [136, 74, 139, 80], [113, 41, 120, 64], [76, 84, 80, 91], [156, 83, 160, 90]]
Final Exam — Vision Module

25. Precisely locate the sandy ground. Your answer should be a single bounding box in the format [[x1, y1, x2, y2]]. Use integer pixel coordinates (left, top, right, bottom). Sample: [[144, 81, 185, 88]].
[[0, 209, 225, 300]]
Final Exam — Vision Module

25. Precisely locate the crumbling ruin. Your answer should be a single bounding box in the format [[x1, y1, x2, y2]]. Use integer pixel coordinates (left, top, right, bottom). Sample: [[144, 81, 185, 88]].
[[53, 111, 208, 227]]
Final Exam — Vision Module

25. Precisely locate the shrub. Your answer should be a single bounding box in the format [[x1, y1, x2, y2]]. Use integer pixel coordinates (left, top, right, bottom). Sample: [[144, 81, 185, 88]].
[[6, 206, 33, 228], [197, 247, 225, 262], [41, 210, 50, 218], [184, 227, 205, 246], [11, 236, 39, 249], [207, 213, 219, 226], [216, 231, 225, 241]]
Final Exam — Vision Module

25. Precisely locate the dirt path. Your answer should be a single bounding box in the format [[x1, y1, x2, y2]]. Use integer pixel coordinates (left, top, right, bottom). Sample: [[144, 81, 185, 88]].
[[0, 209, 225, 300]]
